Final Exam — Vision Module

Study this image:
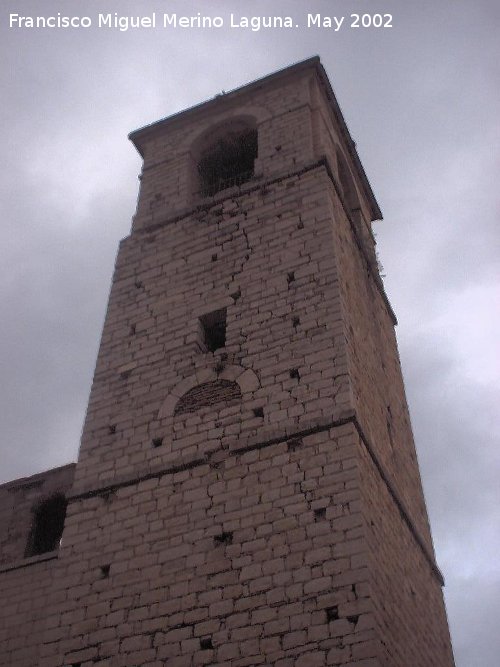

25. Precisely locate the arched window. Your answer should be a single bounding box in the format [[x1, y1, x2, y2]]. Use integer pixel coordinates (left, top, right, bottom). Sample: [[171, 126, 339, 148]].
[[197, 120, 258, 197], [25, 493, 67, 557]]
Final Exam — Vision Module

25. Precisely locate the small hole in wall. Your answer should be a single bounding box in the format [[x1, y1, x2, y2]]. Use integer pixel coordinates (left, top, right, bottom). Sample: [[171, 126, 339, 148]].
[[298, 219, 304, 229], [100, 564, 111, 578], [101, 490, 115, 503], [292, 316, 300, 328], [314, 507, 327, 521], [129, 324, 136, 335], [134, 279, 143, 289], [287, 438, 303, 452], [347, 614, 359, 625], [326, 606, 339, 622], [214, 531, 233, 546], [287, 271, 295, 285], [152, 437, 164, 448], [289, 368, 300, 380], [200, 637, 213, 650], [231, 288, 241, 302], [108, 424, 116, 435], [253, 407, 264, 418], [211, 253, 218, 262]]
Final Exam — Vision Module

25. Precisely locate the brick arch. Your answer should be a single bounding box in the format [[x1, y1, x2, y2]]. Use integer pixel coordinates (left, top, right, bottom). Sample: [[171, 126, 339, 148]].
[[174, 379, 241, 416], [158, 365, 260, 419]]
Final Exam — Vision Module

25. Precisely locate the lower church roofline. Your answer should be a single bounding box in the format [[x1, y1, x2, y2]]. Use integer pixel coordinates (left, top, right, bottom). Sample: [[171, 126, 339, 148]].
[[0, 461, 76, 491]]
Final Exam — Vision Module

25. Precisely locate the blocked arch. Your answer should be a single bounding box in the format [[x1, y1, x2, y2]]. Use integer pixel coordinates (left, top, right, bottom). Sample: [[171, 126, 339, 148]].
[[158, 365, 260, 419]]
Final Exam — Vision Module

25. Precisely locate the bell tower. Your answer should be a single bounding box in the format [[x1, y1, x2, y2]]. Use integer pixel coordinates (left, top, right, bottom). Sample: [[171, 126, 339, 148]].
[[34, 57, 454, 666]]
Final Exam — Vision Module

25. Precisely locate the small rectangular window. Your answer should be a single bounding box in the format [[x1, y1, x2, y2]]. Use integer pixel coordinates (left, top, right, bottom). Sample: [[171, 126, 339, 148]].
[[199, 308, 227, 352]]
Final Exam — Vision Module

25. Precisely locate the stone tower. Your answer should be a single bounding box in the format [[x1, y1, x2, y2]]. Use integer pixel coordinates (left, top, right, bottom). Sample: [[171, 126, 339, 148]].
[[0, 57, 455, 666]]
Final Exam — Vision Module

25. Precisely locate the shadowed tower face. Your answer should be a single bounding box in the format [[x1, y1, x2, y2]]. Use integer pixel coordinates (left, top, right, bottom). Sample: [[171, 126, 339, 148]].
[[13, 58, 454, 666]]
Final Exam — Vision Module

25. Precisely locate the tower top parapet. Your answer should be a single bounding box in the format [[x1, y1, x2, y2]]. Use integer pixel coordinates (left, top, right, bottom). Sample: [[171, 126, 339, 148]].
[[129, 56, 382, 221]]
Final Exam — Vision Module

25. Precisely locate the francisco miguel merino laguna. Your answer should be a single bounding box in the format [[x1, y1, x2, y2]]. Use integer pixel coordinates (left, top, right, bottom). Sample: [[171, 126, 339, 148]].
[[9, 12, 342, 31]]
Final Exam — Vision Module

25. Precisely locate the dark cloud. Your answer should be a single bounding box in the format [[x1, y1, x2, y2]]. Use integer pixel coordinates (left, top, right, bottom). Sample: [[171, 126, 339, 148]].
[[1, 1, 498, 664]]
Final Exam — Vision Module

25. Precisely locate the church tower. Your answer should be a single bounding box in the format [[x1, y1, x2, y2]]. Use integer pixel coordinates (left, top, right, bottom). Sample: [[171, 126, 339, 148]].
[[3, 57, 455, 666]]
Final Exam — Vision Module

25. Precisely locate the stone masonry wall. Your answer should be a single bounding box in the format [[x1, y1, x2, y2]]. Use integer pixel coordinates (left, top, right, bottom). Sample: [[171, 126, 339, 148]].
[[71, 169, 351, 497], [358, 433, 455, 666], [40, 426, 381, 667], [327, 186, 434, 551], [0, 556, 61, 666]]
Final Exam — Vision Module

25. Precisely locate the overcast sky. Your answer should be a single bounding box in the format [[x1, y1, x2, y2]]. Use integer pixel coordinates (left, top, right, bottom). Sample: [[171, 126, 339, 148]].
[[1, 1, 499, 664]]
